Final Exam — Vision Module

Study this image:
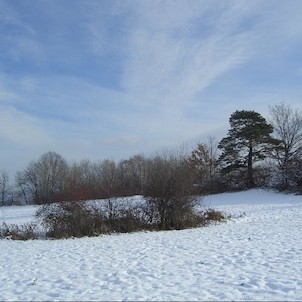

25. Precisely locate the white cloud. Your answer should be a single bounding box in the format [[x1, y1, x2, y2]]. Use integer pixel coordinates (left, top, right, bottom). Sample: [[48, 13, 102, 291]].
[[120, 0, 302, 115], [0, 106, 53, 147], [121, 0, 261, 114]]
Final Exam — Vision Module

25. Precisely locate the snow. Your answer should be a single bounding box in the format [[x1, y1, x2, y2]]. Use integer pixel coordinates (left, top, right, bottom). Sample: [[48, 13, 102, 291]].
[[1, 189, 302, 301]]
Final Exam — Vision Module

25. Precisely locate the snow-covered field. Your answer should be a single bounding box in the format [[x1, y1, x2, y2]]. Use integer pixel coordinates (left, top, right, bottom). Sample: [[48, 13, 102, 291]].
[[1, 189, 301, 301]]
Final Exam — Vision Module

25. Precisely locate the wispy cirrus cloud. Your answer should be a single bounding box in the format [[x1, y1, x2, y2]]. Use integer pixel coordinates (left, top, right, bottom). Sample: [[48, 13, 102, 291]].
[[121, 1, 260, 107], [117, 0, 302, 129]]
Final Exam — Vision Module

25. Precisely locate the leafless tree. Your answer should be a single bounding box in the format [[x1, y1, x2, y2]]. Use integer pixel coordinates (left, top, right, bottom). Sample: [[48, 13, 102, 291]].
[[118, 154, 147, 196], [144, 150, 198, 230], [269, 103, 302, 189], [0, 170, 10, 206], [18, 152, 69, 204], [64, 159, 99, 201], [97, 159, 121, 197], [15, 171, 29, 205], [189, 137, 221, 193]]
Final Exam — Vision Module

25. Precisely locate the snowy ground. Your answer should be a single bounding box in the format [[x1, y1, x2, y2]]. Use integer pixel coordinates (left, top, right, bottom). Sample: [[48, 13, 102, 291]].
[[1, 189, 301, 301]]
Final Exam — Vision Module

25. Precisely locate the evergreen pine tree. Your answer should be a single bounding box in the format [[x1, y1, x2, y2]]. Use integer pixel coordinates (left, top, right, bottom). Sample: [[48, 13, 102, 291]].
[[219, 110, 278, 188]]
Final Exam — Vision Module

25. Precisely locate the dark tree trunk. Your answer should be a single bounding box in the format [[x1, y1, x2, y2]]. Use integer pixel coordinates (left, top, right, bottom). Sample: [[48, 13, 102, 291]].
[[283, 146, 290, 190], [247, 142, 255, 188]]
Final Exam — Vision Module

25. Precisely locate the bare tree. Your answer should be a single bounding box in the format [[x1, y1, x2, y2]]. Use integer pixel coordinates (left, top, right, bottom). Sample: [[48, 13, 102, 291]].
[[0, 170, 10, 206], [15, 171, 29, 205], [144, 150, 198, 230], [97, 159, 121, 197], [189, 136, 220, 193], [269, 103, 302, 189], [18, 152, 69, 204], [118, 154, 147, 196], [64, 159, 99, 201]]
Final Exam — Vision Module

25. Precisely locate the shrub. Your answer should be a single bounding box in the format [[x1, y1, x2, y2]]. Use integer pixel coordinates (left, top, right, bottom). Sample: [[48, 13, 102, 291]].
[[36, 198, 153, 239], [143, 153, 199, 230], [1, 198, 226, 240], [202, 208, 226, 223], [36, 201, 108, 238], [106, 208, 152, 233], [0, 222, 37, 240]]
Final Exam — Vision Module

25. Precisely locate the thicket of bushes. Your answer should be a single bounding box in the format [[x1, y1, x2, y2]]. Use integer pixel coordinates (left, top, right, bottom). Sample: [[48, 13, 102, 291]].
[[0, 198, 225, 240], [0, 222, 37, 240], [35, 199, 216, 239]]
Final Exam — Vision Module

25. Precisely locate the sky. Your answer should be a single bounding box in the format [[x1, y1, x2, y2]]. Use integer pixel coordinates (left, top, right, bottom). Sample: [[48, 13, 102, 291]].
[[0, 0, 302, 177]]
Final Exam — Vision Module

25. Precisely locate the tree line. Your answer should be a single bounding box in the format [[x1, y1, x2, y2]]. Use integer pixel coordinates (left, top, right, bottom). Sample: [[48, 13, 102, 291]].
[[1, 103, 302, 206]]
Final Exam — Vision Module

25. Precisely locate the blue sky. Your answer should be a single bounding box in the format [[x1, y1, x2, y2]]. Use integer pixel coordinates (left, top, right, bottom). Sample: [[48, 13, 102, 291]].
[[0, 0, 302, 176]]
